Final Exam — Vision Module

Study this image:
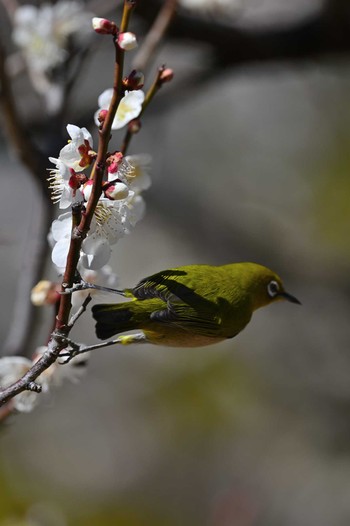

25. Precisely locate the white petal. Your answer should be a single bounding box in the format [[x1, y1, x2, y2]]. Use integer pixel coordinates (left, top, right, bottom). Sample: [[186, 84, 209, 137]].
[[97, 88, 113, 109], [51, 213, 71, 241], [0, 356, 32, 378], [52, 237, 71, 268], [112, 90, 145, 130], [59, 142, 81, 170], [14, 392, 40, 413], [48, 156, 59, 167], [81, 127, 93, 146], [125, 154, 152, 191], [81, 235, 111, 270], [13, 5, 38, 26], [94, 109, 102, 127], [66, 124, 83, 142], [59, 186, 73, 209]]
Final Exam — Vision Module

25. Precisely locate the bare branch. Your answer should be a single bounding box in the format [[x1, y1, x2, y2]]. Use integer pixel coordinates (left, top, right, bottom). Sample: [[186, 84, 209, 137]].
[[135, 0, 350, 66], [132, 0, 178, 72]]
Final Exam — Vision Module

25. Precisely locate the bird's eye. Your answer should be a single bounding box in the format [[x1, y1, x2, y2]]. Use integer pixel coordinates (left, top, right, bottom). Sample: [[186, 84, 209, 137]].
[[267, 280, 279, 298]]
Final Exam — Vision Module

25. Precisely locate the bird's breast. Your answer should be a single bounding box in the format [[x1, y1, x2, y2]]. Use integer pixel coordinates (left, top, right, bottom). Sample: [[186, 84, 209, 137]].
[[144, 328, 225, 348]]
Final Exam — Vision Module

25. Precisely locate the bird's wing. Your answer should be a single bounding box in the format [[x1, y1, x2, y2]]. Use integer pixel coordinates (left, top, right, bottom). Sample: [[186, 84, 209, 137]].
[[132, 269, 223, 337]]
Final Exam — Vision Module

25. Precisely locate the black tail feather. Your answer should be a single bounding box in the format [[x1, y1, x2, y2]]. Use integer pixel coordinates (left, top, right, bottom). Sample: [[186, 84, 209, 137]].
[[92, 304, 133, 340]]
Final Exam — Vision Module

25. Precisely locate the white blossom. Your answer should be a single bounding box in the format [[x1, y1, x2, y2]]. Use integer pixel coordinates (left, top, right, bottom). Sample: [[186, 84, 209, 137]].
[[95, 89, 145, 130], [48, 125, 92, 208], [59, 124, 93, 172], [12, 2, 93, 112], [48, 157, 84, 209], [12, 2, 92, 73], [0, 357, 47, 412]]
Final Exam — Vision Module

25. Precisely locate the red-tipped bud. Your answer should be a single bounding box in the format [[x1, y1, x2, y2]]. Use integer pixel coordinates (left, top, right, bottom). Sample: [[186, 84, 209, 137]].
[[159, 68, 174, 84], [117, 32, 138, 50], [127, 119, 141, 134], [123, 70, 144, 90], [97, 109, 108, 124], [103, 180, 129, 200], [106, 151, 124, 175], [92, 17, 118, 35]]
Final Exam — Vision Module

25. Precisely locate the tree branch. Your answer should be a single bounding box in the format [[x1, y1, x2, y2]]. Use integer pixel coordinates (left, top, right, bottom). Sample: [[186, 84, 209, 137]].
[[135, 0, 350, 66]]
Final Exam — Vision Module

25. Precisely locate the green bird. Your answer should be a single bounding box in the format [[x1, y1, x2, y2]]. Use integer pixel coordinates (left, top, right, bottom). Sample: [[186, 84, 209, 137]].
[[91, 262, 300, 348]]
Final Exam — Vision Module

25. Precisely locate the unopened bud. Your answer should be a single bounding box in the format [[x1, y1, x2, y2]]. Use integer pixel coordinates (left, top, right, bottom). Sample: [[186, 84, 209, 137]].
[[104, 181, 129, 200], [128, 119, 141, 134], [159, 68, 174, 84], [92, 17, 118, 35], [117, 32, 138, 51], [31, 280, 60, 306], [123, 70, 144, 90], [106, 152, 124, 175], [98, 109, 108, 124]]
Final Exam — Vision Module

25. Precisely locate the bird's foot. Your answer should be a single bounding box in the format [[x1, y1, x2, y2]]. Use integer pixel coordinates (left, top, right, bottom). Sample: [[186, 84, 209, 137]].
[[60, 278, 125, 296], [58, 332, 149, 363]]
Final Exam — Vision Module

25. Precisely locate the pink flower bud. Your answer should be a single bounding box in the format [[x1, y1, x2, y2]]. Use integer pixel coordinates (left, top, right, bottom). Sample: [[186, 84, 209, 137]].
[[97, 109, 108, 124], [92, 17, 117, 35], [104, 181, 129, 200], [107, 151, 124, 175], [160, 68, 174, 83], [117, 32, 138, 51]]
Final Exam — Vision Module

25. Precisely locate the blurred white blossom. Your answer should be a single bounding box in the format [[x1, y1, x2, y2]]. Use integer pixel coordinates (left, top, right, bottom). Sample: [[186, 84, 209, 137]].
[[0, 350, 87, 413], [12, 1, 93, 112], [179, 0, 241, 13], [13, 2, 92, 71]]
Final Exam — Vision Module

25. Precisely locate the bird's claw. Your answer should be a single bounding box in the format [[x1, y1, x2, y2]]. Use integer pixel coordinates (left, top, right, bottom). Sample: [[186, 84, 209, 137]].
[[60, 280, 92, 295]]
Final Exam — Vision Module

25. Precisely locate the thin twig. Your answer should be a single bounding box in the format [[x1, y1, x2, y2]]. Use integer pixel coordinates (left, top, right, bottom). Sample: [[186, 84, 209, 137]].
[[132, 0, 178, 72], [68, 295, 92, 328], [121, 65, 169, 155]]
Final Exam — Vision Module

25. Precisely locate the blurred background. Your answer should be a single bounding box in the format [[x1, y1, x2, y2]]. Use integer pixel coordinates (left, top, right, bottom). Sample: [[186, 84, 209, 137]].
[[1, 0, 350, 524]]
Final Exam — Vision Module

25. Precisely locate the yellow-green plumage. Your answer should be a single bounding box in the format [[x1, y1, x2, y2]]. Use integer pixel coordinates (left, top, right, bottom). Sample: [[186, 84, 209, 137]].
[[92, 262, 300, 347]]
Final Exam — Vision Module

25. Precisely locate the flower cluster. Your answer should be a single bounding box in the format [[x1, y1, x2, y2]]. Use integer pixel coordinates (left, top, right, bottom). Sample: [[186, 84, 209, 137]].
[[48, 87, 150, 273], [0, 350, 87, 413], [12, 1, 93, 111]]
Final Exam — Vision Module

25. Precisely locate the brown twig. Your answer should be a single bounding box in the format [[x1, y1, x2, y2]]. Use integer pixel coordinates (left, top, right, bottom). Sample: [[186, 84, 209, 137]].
[[132, 0, 178, 72]]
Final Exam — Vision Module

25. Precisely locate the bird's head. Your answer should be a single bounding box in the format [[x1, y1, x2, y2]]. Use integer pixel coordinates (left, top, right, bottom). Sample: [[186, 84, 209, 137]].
[[243, 263, 301, 311]]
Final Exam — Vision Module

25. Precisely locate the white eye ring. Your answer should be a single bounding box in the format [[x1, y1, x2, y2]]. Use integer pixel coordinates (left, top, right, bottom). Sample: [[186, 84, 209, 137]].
[[267, 280, 279, 298]]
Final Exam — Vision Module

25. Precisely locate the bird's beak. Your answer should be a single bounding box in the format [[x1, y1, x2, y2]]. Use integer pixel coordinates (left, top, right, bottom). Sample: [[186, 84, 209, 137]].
[[279, 291, 301, 305]]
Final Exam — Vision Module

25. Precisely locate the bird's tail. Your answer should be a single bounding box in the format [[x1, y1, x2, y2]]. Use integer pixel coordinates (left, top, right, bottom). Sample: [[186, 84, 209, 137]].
[[91, 302, 137, 340]]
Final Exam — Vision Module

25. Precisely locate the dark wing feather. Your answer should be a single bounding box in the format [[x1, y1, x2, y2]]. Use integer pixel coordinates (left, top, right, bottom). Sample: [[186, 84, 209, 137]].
[[132, 269, 222, 337]]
